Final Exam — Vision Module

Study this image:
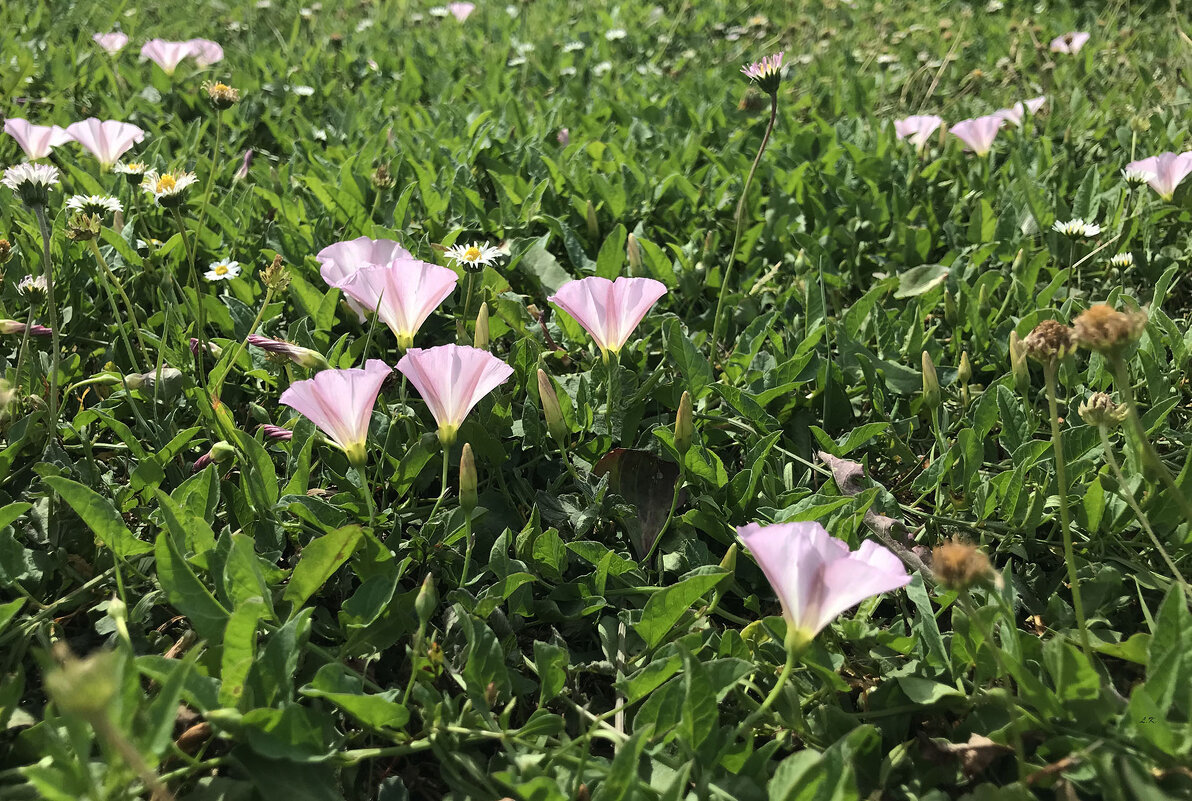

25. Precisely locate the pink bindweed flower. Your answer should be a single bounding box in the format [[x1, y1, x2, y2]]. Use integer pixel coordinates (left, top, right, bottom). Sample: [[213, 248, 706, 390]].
[[737, 521, 911, 650], [740, 51, 784, 94], [258, 423, 294, 441], [92, 32, 129, 55], [548, 276, 668, 356], [279, 359, 391, 467], [893, 114, 943, 149], [234, 149, 253, 181], [1124, 152, 1192, 201], [1050, 32, 1090, 54], [557, 128, 570, 146], [396, 344, 514, 445], [334, 260, 458, 350], [447, 2, 475, 21], [186, 39, 224, 67], [0, 319, 51, 337], [2, 119, 72, 160], [317, 236, 415, 321], [994, 96, 1046, 126], [66, 118, 146, 170], [247, 335, 330, 369], [141, 39, 197, 75], [949, 115, 1003, 156]]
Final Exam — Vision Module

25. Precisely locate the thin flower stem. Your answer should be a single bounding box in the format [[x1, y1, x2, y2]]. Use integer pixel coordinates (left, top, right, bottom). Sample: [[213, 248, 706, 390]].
[[709, 92, 778, 361], [86, 239, 148, 365], [194, 112, 222, 261], [460, 272, 475, 344], [460, 515, 474, 588], [556, 439, 583, 485], [212, 287, 274, 397], [171, 207, 210, 385], [730, 639, 800, 746], [1109, 355, 1192, 522], [1096, 425, 1187, 586], [604, 350, 618, 443], [353, 465, 376, 529], [1043, 360, 1091, 656], [401, 621, 426, 706], [424, 443, 452, 524], [644, 465, 683, 564], [33, 206, 60, 430], [13, 308, 34, 394]]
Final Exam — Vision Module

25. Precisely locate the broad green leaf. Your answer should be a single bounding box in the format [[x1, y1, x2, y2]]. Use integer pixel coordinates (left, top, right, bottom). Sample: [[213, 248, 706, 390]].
[[45, 478, 152, 558], [282, 526, 363, 614], [636, 569, 729, 649]]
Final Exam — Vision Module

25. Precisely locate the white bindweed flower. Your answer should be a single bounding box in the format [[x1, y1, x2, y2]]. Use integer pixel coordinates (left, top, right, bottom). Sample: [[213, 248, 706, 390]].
[[141, 170, 198, 207], [1109, 253, 1134, 269], [1052, 218, 1100, 238], [445, 241, 503, 272], [66, 194, 123, 216], [3, 162, 60, 206], [204, 259, 241, 281]]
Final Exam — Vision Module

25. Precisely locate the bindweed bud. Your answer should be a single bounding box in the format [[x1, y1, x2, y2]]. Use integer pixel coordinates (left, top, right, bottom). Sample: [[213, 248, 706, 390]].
[[415, 574, 437, 626], [473, 302, 490, 350], [674, 390, 694, 455], [977, 284, 990, 315], [585, 199, 599, 241], [258, 423, 294, 441], [459, 443, 477, 513], [247, 335, 329, 370], [194, 440, 235, 472], [627, 233, 642, 275], [943, 289, 958, 326], [1009, 331, 1029, 395], [719, 542, 737, 573], [45, 644, 120, 720], [537, 369, 568, 445], [921, 351, 940, 409], [957, 351, 972, 384]]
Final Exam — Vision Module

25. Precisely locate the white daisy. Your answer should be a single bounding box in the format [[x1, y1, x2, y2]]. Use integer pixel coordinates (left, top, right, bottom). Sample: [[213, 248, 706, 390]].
[[561, 66, 577, 77], [445, 241, 503, 272], [66, 194, 123, 216], [204, 259, 241, 282], [563, 41, 585, 52], [1109, 253, 1134, 269], [508, 56, 527, 67], [605, 28, 627, 41], [1052, 218, 1100, 238], [141, 170, 198, 207], [1122, 167, 1152, 186], [429, 6, 448, 16], [593, 61, 612, 75], [17, 274, 46, 299], [3, 163, 60, 206]]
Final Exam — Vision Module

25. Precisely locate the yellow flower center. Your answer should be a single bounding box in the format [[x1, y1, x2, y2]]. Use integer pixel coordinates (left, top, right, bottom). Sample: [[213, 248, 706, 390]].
[[157, 174, 177, 192], [214, 264, 229, 276], [213, 83, 231, 92], [464, 246, 481, 262]]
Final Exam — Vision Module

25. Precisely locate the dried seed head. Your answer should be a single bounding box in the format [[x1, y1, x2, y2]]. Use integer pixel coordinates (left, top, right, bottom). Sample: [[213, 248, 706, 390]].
[[371, 163, 395, 189], [260, 254, 291, 293], [1078, 392, 1127, 428], [1072, 304, 1147, 355], [203, 80, 241, 109], [65, 212, 101, 242], [932, 540, 993, 590], [0, 238, 12, 265], [1022, 319, 1074, 363]]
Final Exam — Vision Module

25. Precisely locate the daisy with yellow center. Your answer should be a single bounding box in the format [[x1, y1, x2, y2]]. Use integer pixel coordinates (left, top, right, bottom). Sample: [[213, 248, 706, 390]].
[[141, 170, 198, 207], [115, 161, 149, 187], [204, 259, 241, 282], [445, 241, 502, 273]]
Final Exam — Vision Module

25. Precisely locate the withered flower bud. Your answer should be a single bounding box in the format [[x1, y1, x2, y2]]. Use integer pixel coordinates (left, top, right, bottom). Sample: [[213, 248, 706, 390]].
[[203, 80, 241, 110], [260, 254, 291, 293], [1071, 304, 1147, 356], [0, 238, 12, 265], [932, 540, 993, 590], [1022, 319, 1074, 364], [66, 212, 101, 242], [1078, 392, 1127, 428]]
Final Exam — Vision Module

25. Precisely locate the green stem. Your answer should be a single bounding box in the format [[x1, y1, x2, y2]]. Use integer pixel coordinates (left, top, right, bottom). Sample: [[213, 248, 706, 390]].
[[644, 464, 683, 564], [211, 287, 274, 396], [460, 272, 475, 344], [354, 465, 376, 529], [424, 443, 452, 524], [86, 239, 147, 370], [1098, 426, 1187, 586], [604, 350, 617, 443], [13, 307, 34, 393], [730, 637, 800, 746], [171, 207, 209, 385], [1043, 360, 1091, 656], [34, 206, 60, 430], [709, 91, 778, 360], [1109, 355, 1192, 522], [194, 112, 222, 260], [460, 515, 473, 588]]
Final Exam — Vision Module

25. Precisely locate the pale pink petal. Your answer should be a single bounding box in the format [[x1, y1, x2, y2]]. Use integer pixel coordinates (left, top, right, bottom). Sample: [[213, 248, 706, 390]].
[[317, 237, 415, 321], [548, 276, 667, 353], [1128, 152, 1192, 200], [893, 115, 942, 148], [396, 344, 513, 433], [447, 2, 475, 21], [949, 115, 1003, 155], [66, 118, 146, 169], [334, 260, 458, 346], [140, 39, 195, 74], [279, 359, 391, 453], [1050, 32, 1089, 54], [186, 39, 224, 67], [810, 540, 912, 631], [92, 33, 129, 55], [2, 119, 71, 160]]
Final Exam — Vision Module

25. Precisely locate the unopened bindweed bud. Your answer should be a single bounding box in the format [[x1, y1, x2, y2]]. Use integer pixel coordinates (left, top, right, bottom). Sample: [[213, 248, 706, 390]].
[[719, 542, 737, 573], [473, 302, 490, 350], [943, 289, 958, 326], [247, 335, 329, 370], [957, 351, 972, 384], [932, 539, 993, 590], [459, 443, 478, 513], [537, 369, 568, 444], [921, 351, 940, 409], [627, 233, 642, 275], [674, 390, 694, 455], [977, 284, 990, 315], [193, 440, 235, 472], [415, 574, 437, 626], [1009, 331, 1029, 395], [258, 423, 294, 441], [585, 199, 599, 241]]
